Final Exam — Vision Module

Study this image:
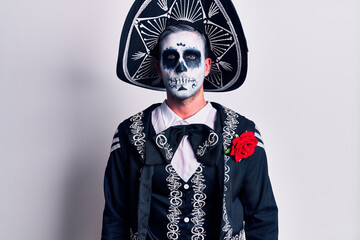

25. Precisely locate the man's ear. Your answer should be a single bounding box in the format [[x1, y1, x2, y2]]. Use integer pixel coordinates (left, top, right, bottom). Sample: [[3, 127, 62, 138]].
[[156, 60, 162, 77], [204, 58, 212, 77]]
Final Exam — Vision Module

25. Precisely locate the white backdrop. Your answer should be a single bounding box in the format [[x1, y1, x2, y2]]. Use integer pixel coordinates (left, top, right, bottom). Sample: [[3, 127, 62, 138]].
[[1, 0, 359, 239]]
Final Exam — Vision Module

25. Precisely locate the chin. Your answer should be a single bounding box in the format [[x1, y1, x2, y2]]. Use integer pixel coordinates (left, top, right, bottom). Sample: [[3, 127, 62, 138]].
[[169, 88, 201, 101], [171, 92, 192, 100]]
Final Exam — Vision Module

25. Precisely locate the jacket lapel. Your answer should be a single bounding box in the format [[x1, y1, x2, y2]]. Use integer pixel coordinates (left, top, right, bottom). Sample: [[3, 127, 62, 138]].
[[211, 102, 241, 239]]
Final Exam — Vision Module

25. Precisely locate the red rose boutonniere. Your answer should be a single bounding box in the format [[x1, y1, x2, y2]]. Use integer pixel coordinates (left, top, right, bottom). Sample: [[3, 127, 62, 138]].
[[225, 131, 258, 162]]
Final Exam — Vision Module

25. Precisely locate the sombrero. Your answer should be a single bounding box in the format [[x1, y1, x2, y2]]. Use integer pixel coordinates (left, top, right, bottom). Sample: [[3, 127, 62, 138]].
[[117, 0, 248, 92]]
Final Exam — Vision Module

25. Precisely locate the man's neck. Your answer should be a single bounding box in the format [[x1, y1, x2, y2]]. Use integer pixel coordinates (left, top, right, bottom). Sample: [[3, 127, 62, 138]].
[[166, 88, 207, 120]]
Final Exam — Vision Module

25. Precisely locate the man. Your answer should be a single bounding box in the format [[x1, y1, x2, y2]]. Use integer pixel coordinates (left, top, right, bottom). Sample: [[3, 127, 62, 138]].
[[102, 0, 278, 239]]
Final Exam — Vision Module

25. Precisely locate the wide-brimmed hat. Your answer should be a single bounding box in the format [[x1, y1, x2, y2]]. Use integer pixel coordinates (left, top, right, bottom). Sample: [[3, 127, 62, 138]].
[[117, 0, 248, 92]]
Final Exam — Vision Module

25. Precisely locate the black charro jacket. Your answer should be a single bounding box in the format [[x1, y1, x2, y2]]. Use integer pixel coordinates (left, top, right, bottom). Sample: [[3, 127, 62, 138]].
[[101, 102, 278, 240]]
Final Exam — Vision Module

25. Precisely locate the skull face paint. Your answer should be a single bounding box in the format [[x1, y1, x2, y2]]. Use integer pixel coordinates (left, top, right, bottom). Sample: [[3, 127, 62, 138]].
[[159, 31, 207, 100]]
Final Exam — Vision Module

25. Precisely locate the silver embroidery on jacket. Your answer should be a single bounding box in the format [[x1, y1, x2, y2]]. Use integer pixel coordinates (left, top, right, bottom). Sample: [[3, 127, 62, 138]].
[[222, 107, 239, 188], [166, 164, 183, 240], [130, 112, 146, 159], [130, 228, 139, 240], [156, 133, 173, 160], [222, 106, 244, 240], [254, 126, 265, 149], [190, 164, 207, 239], [110, 143, 121, 152], [196, 131, 219, 157], [112, 137, 119, 144], [110, 130, 121, 152]]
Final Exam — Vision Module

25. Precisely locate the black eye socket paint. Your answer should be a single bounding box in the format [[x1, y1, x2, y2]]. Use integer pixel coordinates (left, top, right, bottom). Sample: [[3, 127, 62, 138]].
[[162, 49, 179, 69], [183, 49, 201, 68]]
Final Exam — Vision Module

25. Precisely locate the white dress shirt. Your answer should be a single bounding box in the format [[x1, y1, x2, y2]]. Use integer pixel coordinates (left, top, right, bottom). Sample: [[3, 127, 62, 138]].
[[151, 101, 217, 182]]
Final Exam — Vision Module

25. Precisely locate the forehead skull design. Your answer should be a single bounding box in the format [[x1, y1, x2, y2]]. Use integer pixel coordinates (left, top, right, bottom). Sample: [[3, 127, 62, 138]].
[[159, 30, 208, 100]]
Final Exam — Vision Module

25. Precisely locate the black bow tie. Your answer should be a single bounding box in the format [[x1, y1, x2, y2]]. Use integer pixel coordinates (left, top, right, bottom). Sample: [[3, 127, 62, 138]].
[[145, 124, 223, 165]]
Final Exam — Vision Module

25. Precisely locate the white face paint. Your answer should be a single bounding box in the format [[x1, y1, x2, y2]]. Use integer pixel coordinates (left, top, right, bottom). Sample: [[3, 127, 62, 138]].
[[159, 31, 206, 100]]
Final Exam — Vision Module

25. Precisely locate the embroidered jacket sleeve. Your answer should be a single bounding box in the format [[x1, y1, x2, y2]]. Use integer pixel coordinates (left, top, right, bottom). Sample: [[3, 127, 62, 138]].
[[240, 127, 278, 240], [101, 124, 131, 239]]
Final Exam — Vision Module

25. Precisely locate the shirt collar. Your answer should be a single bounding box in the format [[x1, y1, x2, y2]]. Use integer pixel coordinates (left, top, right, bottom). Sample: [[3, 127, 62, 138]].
[[159, 101, 182, 127], [160, 100, 216, 129]]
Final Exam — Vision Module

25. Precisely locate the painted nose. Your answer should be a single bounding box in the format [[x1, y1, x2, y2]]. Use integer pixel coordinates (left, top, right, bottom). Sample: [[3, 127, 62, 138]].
[[175, 61, 187, 73]]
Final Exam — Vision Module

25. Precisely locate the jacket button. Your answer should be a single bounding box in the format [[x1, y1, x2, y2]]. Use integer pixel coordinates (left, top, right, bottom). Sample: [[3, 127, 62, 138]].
[[184, 217, 190, 223], [184, 184, 189, 189]]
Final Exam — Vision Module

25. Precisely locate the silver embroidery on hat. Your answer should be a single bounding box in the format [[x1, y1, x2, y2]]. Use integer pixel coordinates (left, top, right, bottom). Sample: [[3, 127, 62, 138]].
[[157, 0, 168, 11], [169, 0, 205, 23], [208, 2, 219, 18], [132, 51, 147, 61]]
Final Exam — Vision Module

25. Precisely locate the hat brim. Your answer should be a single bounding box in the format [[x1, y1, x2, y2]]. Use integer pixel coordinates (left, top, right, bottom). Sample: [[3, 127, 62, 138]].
[[117, 0, 248, 92]]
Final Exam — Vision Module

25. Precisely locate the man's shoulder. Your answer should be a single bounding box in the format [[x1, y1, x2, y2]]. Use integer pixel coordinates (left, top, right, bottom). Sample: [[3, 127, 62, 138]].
[[116, 103, 161, 133], [108, 103, 160, 154], [211, 102, 265, 150], [211, 102, 256, 131]]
